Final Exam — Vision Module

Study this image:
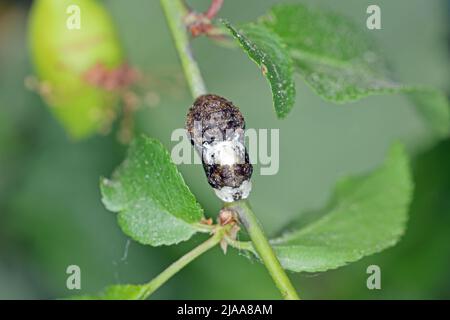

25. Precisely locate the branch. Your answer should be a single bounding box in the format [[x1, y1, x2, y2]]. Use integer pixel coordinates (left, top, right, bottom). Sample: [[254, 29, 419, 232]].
[[139, 228, 225, 299], [225, 200, 300, 300], [160, 0, 300, 301], [160, 0, 207, 97], [205, 0, 224, 19]]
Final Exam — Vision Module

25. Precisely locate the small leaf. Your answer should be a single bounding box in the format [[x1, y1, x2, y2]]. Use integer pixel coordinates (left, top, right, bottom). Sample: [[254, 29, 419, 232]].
[[101, 135, 204, 246], [223, 21, 295, 119], [260, 4, 449, 137], [268, 143, 413, 272], [69, 284, 147, 300]]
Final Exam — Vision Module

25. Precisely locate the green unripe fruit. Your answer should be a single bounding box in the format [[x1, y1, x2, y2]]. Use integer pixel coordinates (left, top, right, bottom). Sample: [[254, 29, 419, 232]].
[[28, 0, 125, 139]]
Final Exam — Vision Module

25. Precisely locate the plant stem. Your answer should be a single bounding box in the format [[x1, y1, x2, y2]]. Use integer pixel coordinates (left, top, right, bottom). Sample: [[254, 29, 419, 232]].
[[225, 200, 300, 300], [225, 237, 256, 254], [140, 229, 224, 299], [160, 0, 300, 300], [160, 0, 207, 98], [205, 0, 224, 19]]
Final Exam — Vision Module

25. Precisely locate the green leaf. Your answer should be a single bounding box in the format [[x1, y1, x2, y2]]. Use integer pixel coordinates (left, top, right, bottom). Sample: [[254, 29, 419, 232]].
[[101, 135, 204, 246], [269, 143, 413, 272], [260, 4, 449, 137], [223, 21, 295, 118], [69, 284, 147, 300], [404, 88, 450, 139]]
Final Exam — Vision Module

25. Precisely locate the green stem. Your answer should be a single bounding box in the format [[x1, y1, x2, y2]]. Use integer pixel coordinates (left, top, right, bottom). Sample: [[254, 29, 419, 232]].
[[160, 0, 207, 97], [225, 200, 300, 300], [160, 0, 299, 300], [225, 237, 256, 254], [140, 229, 223, 299]]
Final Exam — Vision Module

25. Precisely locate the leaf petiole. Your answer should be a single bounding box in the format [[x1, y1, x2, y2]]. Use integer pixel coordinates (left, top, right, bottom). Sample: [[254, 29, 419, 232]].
[[138, 226, 227, 299], [224, 237, 256, 254]]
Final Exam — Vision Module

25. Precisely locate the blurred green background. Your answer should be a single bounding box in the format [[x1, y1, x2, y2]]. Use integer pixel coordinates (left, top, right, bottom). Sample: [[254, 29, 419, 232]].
[[0, 0, 449, 299]]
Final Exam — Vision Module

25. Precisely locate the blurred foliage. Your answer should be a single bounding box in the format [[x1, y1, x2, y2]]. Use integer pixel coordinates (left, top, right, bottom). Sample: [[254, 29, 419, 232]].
[[28, 0, 124, 139], [0, 0, 449, 299], [298, 138, 450, 299], [270, 144, 412, 273]]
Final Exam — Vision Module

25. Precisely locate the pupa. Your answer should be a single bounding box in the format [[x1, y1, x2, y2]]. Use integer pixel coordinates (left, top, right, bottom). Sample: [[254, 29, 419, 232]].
[[186, 94, 253, 202]]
